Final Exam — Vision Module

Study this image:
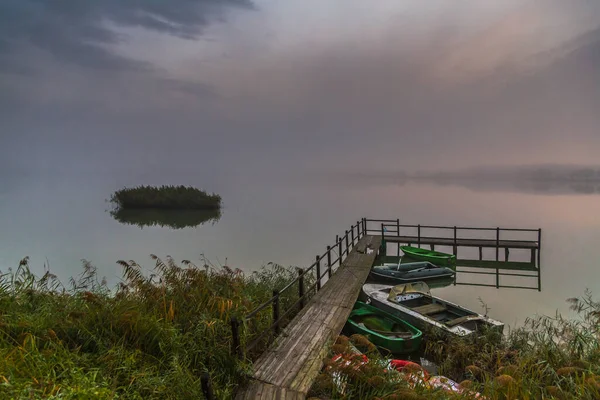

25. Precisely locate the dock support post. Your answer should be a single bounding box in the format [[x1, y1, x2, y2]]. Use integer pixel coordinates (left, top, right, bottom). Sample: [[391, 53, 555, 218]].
[[337, 237, 343, 266], [495, 227, 500, 261], [298, 268, 305, 309], [496, 268, 499, 288], [396, 219, 400, 256], [537, 228, 542, 291], [418, 224, 421, 248], [327, 246, 332, 278], [453, 226, 458, 256], [272, 290, 280, 334], [201, 373, 215, 400], [316, 256, 321, 291], [230, 317, 242, 359]]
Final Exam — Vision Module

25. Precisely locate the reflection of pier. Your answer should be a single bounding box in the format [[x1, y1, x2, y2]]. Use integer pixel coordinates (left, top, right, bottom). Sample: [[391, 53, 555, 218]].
[[365, 219, 542, 291]]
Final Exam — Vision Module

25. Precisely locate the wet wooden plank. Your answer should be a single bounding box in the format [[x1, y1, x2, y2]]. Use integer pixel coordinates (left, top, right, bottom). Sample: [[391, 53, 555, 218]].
[[236, 235, 381, 399]]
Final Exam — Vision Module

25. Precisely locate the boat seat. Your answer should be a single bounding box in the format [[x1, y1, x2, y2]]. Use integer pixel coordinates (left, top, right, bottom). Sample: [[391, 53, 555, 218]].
[[445, 315, 483, 327], [412, 303, 446, 315]]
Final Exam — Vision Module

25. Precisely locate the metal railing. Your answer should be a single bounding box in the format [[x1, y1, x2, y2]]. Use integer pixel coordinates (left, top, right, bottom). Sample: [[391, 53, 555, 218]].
[[231, 218, 367, 359]]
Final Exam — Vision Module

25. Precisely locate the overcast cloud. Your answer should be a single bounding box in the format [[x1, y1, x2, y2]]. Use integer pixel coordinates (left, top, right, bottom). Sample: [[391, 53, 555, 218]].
[[1, 0, 599, 178]]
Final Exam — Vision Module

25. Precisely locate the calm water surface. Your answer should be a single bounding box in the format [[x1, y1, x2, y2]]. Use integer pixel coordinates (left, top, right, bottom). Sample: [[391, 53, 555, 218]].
[[1, 172, 599, 331]]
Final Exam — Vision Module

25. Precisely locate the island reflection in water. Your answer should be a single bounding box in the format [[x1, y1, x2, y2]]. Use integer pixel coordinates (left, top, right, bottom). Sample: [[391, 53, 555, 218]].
[[110, 208, 221, 229]]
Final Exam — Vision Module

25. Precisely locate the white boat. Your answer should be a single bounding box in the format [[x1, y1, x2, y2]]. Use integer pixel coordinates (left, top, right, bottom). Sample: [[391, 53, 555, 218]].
[[360, 282, 504, 337]]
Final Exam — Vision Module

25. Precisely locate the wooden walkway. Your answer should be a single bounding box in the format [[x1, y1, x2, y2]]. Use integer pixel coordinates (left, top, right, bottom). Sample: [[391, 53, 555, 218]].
[[236, 235, 382, 400]]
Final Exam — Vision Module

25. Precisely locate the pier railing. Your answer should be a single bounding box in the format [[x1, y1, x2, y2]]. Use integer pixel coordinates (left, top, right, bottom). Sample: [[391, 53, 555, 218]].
[[231, 219, 366, 359]]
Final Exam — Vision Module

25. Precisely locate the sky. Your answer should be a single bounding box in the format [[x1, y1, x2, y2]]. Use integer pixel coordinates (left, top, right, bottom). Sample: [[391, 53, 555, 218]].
[[1, 0, 600, 180]]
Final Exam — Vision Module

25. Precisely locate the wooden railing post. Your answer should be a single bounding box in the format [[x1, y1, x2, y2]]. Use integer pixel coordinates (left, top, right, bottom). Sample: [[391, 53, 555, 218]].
[[201, 372, 215, 400], [338, 236, 343, 266], [297, 268, 305, 309], [495, 227, 500, 261], [357, 220, 361, 238], [396, 218, 400, 237], [316, 256, 321, 291], [351, 225, 355, 245], [272, 290, 280, 335], [345, 230, 349, 253], [362, 218, 367, 234], [327, 246, 332, 278], [230, 317, 242, 359], [418, 224, 421, 248]]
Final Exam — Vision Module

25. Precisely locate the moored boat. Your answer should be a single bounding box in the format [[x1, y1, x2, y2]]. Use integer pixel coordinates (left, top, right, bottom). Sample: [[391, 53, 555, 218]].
[[370, 261, 455, 284], [345, 301, 422, 354], [360, 282, 504, 337], [400, 246, 456, 267]]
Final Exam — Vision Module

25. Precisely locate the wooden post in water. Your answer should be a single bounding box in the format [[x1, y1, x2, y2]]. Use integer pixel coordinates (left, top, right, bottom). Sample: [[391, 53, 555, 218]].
[[453, 226, 458, 257], [495, 227, 500, 261], [297, 268, 305, 309], [230, 317, 242, 359], [272, 290, 280, 335], [397, 219, 400, 256], [537, 228, 542, 291], [327, 246, 332, 278], [316, 256, 321, 291], [201, 373, 215, 400]]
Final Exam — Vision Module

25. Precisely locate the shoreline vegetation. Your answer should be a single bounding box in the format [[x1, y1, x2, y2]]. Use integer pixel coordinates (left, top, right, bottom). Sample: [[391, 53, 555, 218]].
[[109, 185, 222, 211], [2, 257, 599, 399], [0, 257, 309, 399]]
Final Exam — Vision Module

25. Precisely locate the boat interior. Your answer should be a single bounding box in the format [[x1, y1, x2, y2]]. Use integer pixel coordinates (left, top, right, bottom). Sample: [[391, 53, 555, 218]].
[[381, 287, 485, 331]]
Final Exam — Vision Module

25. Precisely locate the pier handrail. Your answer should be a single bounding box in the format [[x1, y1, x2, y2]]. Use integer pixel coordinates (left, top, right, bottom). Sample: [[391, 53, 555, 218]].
[[233, 218, 366, 358]]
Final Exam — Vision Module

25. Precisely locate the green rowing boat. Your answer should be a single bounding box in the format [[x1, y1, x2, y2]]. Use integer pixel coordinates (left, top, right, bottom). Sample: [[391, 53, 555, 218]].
[[400, 246, 456, 267], [345, 301, 422, 354]]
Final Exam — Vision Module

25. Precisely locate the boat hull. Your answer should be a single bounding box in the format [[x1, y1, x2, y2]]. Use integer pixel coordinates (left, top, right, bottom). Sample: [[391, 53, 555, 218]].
[[361, 283, 504, 337], [400, 246, 456, 267], [345, 302, 423, 354], [370, 265, 455, 284]]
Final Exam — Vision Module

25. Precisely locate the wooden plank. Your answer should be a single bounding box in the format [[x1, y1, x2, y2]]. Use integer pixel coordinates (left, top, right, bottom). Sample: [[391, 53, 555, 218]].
[[237, 235, 381, 399], [412, 303, 446, 315]]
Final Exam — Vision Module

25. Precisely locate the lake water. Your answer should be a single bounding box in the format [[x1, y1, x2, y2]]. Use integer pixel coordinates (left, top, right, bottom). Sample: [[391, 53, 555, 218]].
[[1, 171, 599, 332]]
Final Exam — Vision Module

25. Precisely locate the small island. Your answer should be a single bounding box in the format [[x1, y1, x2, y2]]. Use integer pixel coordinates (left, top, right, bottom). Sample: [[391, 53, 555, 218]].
[[110, 185, 222, 210]]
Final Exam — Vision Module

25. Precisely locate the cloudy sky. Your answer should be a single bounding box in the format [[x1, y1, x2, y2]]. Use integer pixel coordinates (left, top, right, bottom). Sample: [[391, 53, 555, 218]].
[[1, 0, 599, 179]]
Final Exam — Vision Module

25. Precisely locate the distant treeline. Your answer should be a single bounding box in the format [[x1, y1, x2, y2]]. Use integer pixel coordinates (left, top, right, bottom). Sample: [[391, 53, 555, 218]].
[[110, 185, 221, 210]]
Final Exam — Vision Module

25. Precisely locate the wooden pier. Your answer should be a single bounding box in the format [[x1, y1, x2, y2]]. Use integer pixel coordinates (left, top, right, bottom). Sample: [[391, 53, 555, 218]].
[[214, 218, 542, 399], [235, 235, 381, 399]]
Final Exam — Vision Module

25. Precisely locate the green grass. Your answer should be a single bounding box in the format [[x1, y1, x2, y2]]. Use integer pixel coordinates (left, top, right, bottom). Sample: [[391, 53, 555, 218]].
[[110, 185, 221, 210], [0, 257, 311, 399], [308, 292, 600, 400]]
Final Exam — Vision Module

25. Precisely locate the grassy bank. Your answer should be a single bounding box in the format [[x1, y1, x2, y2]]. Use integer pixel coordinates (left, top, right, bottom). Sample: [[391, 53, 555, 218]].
[[308, 293, 600, 399], [110, 185, 221, 210], [0, 257, 308, 399]]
